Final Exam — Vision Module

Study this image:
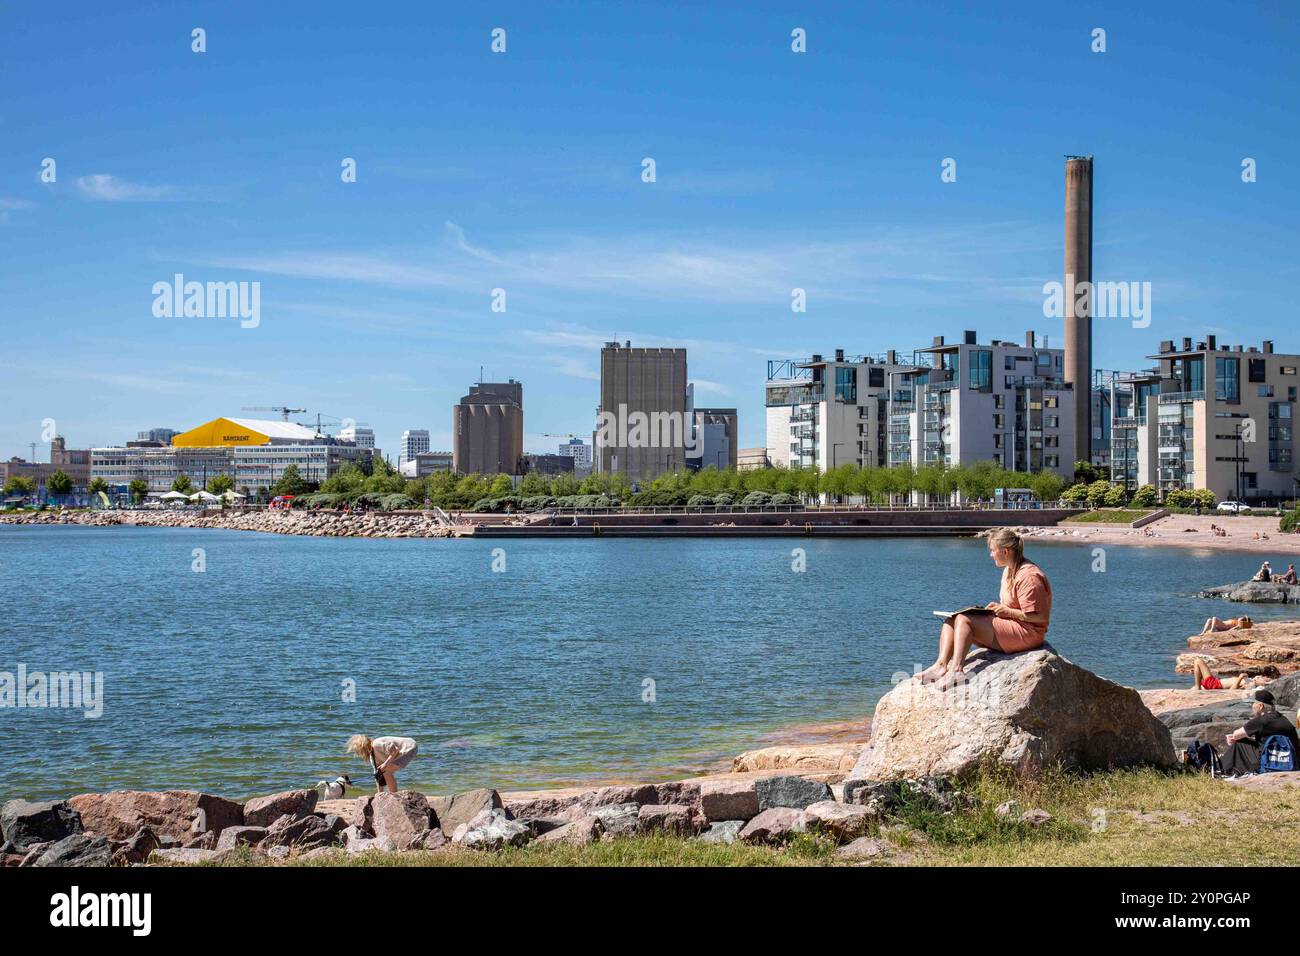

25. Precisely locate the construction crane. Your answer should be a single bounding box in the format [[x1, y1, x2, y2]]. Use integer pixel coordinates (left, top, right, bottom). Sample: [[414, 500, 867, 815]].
[[241, 406, 306, 422]]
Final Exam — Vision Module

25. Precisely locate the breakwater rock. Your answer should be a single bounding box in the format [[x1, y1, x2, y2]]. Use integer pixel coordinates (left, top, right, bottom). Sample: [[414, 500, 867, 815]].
[[0, 509, 453, 538], [844, 645, 1176, 784], [1199, 580, 1300, 604]]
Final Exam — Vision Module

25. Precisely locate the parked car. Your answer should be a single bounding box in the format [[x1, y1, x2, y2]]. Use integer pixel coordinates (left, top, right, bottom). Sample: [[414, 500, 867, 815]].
[[1217, 500, 1251, 513]]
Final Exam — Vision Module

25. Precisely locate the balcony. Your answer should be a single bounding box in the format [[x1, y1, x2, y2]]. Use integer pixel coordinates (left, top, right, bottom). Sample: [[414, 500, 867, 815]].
[[1158, 390, 1205, 404]]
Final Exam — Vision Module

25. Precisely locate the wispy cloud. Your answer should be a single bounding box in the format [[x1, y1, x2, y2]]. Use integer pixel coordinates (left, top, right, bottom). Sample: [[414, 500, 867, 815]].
[[75, 174, 208, 203], [187, 219, 1056, 308]]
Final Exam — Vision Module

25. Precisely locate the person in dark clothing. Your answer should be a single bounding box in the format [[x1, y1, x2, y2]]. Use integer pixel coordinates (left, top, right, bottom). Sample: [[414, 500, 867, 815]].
[[1221, 689, 1300, 776]]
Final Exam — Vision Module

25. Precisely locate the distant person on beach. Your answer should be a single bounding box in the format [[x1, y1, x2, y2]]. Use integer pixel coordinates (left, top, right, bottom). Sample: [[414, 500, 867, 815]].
[[1189, 657, 1251, 691], [1282, 564, 1298, 585], [1252, 561, 1273, 582], [919, 528, 1051, 689], [1220, 690, 1300, 776], [1201, 615, 1253, 633], [346, 734, 418, 793]]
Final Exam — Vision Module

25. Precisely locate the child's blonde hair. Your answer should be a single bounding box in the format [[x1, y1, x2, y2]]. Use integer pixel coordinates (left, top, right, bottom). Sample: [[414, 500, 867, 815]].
[[346, 734, 373, 760]]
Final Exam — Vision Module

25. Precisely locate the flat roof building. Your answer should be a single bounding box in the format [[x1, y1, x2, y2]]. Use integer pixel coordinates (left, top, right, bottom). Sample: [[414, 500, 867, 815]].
[[453, 380, 524, 476]]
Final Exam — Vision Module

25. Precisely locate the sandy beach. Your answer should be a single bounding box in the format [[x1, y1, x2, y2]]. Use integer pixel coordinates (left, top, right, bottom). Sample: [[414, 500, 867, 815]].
[[1024, 513, 1300, 556]]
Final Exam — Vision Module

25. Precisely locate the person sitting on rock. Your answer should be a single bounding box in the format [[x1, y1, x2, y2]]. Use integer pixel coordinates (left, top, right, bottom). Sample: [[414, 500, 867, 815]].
[[1201, 615, 1253, 634], [1282, 564, 1298, 585], [347, 734, 419, 794], [1189, 656, 1251, 691], [1220, 689, 1300, 776], [919, 527, 1051, 689], [1252, 561, 1273, 582]]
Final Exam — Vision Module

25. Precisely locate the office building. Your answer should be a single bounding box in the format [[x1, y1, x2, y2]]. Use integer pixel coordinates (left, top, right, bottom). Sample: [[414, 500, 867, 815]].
[[690, 408, 738, 471], [399, 450, 453, 478], [556, 437, 593, 477], [91, 417, 372, 495], [523, 453, 576, 477], [596, 342, 689, 483], [737, 447, 770, 471], [137, 427, 179, 445], [399, 429, 430, 466], [339, 425, 375, 450], [453, 380, 524, 475]]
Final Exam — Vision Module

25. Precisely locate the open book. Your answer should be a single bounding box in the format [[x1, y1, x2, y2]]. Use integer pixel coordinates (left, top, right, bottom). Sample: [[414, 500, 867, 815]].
[[932, 605, 994, 619]]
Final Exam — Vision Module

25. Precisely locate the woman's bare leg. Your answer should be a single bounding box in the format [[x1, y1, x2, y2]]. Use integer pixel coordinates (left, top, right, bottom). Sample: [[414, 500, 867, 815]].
[[1201, 618, 1213, 634], [920, 622, 955, 681], [383, 770, 398, 793], [1226, 674, 1248, 690], [1191, 658, 1210, 689]]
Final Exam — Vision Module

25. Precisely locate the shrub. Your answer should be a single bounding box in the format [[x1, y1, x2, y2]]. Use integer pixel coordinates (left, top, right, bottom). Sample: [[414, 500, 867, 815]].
[[379, 494, 416, 511], [1102, 484, 1129, 508], [1084, 480, 1112, 508], [770, 493, 798, 506], [687, 494, 713, 508], [1130, 484, 1158, 508], [741, 491, 771, 508], [1061, 483, 1088, 505], [1281, 509, 1300, 534]]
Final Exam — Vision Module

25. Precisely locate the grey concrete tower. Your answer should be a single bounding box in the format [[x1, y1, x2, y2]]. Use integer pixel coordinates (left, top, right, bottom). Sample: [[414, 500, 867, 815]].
[[1064, 155, 1093, 466]]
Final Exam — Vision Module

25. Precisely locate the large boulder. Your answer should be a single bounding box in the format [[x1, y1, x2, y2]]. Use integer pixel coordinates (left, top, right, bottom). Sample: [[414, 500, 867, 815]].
[[698, 778, 760, 822], [260, 814, 337, 851], [427, 788, 499, 836], [0, 799, 83, 850], [452, 809, 531, 850], [637, 804, 698, 836], [31, 834, 114, 867], [242, 789, 318, 828], [847, 645, 1176, 781], [69, 791, 243, 842], [738, 807, 809, 845], [1199, 581, 1300, 604], [755, 775, 834, 811], [370, 792, 432, 847]]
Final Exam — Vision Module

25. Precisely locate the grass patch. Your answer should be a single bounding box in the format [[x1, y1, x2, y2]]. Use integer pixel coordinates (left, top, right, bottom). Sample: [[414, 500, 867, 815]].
[[1061, 509, 1157, 525], [188, 768, 1300, 867]]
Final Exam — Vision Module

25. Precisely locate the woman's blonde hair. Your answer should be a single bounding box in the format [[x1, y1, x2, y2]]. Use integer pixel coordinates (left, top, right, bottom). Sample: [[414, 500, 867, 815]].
[[346, 734, 373, 760], [988, 527, 1026, 580]]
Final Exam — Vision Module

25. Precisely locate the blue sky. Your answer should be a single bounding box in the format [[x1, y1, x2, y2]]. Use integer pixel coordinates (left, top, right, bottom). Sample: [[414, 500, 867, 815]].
[[2, 1, 1297, 459]]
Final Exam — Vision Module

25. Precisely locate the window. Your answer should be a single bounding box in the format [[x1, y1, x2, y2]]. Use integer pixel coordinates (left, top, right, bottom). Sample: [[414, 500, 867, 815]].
[[868, 368, 884, 388], [1259, 385, 1275, 397], [1249, 358, 1267, 383], [994, 394, 1005, 409], [1215, 356, 1240, 402], [993, 414, 1005, 429], [968, 350, 992, 391], [1045, 415, 1059, 428], [1283, 366, 1298, 376], [1045, 396, 1058, 408], [1037, 352, 1051, 367], [835, 367, 857, 402]]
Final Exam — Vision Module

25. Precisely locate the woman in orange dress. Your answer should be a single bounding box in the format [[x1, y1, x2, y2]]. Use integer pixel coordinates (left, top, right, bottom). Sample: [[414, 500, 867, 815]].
[[919, 527, 1052, 689]]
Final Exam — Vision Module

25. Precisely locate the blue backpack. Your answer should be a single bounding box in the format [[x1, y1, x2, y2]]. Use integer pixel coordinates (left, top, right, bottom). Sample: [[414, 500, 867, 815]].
[[1259, 735, 1298, 773]]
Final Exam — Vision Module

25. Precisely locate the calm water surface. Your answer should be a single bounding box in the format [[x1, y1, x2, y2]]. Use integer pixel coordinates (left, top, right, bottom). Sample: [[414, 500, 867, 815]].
[[1, 525, 1293, 801]]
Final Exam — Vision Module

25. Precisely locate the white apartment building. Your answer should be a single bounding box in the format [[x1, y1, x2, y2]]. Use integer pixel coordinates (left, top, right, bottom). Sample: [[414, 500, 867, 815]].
[[339, 425, 375, 449], [887, 331, 1076, 480], [1111, 336, 1297, 503], [766, 349, 918, 471], [399, 429, 430, 466], [557, 437, 593, 477]]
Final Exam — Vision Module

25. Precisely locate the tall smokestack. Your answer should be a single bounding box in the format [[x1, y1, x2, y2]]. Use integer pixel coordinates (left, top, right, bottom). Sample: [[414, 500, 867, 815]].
[[1064, 155, 1093, 466]]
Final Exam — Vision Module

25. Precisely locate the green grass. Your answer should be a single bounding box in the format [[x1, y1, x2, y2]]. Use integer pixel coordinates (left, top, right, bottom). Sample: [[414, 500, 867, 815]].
[[1061, 509, 1157, 525], [185, 767, 1300, 867]]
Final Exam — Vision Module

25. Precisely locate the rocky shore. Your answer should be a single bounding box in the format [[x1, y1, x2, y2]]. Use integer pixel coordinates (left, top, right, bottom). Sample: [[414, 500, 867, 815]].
[[2, 646, 1198, 868], [1200, 580, 1300, 604], [0, 508, 454, 538], [1175, 619, 1300, 679]]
